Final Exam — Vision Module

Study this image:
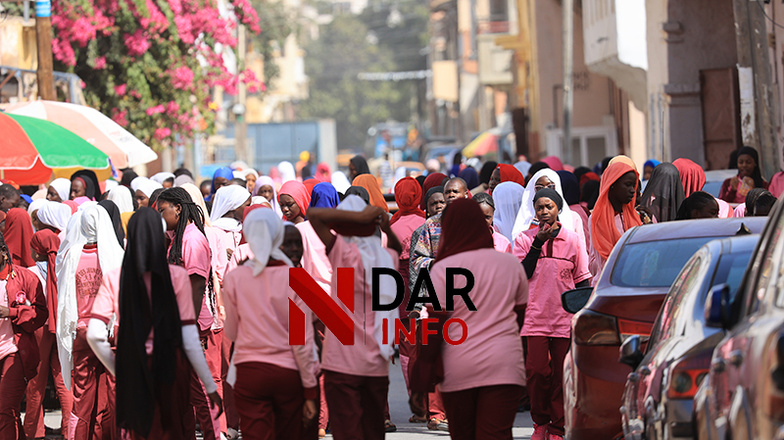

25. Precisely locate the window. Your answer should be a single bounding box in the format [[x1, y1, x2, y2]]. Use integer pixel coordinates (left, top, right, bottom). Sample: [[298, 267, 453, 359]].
[[611, 237, 719, 288], [648, 252, 707, 344]]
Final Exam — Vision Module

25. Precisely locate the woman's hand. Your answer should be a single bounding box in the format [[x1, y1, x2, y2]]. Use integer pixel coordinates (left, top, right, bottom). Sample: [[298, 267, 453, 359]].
[[535, 222, 559, 242], [730, 176, 740, 191], [359, 206, 384, 224], [303, 399, 318, 425], [207, 391, 224, 417]]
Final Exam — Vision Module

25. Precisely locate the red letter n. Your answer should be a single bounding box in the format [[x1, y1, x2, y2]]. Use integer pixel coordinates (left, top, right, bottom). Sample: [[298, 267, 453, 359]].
[[289, 267, 354, 345]]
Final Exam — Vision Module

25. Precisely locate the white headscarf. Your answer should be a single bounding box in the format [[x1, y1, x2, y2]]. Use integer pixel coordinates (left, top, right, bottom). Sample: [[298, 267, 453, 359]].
[[103, 180, 119, 193], [49, 178, 71, 201], [106, 185, 134, 213], [254, 176, 282, 217], [278, 161, 296, 183], [336, 195, 397, 360], [251, 196, 271, 207], [36, 201, 71, 233], [244, 169, 259, 180], [130, 176, 146, 192], [27, 198, 47, 216], [512, 168, 582, 240], [492, 182, 525, 242], [210, 185, 251, 232], [56, 205, 125, 389], [331, 171, 351, 194], [243, 208, 292, 276], [150, 172, 175, 185], [136, 178, 162, 198]]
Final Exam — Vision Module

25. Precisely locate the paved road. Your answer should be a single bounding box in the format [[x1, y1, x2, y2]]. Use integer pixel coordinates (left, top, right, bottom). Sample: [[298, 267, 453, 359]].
[[38, 360, 536, 439]]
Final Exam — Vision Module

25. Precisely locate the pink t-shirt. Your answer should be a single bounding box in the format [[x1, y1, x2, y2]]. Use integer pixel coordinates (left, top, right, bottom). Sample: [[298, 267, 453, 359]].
[[223, 265, 318, 390], [390, 215, 426, 260], [91, 265, 197, 355], [513, 225, 591, 338], [0, 281, 17, 359], [571, 204, 592, 250], [75, 248, 103, 329], [769, 171, 784, 198], [734, 204, 747, 217], [213, 227, 242, 282], [428, 248, 528, 393], [492, 231, 512, 253], [297, 221, 333, 294], [321, 235, 397, 377], [169, 223, 213, 331]]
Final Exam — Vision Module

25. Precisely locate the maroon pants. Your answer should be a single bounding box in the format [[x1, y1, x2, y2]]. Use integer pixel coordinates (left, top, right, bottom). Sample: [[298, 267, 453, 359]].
[[221, 334, 240, 431], [191, 328, 222, 440], [525, 336, 570, 435], [441, 385, 524, 440], [71, 329, 116, 440], [0, 353, 26, 440], [323, 370, 388, 440], [233, 362, 317, 440], [25, 328, 73, 438]]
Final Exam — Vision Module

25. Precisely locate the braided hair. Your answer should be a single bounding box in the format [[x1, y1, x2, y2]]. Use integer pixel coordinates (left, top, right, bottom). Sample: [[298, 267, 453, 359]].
[[157, 187, 206, 265], [0, 231, 13, 274], [473, 192, 495, 211]]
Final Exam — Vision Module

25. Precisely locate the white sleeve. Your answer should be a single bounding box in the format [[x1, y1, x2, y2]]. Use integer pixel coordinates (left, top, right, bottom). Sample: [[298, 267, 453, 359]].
[[182, 324, 217, 394], [86, 318, 116, 376]]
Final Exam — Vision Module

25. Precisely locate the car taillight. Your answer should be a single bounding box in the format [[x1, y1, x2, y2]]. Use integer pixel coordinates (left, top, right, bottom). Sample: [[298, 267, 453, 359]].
[[618, 318, 653, 340], [573, 309, 620, 345], [667, 351, 711, 399]]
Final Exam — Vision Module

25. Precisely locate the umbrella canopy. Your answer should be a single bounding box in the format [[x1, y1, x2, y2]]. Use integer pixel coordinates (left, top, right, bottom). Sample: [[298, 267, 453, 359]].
[[462, 132, 498, 158], [2, 100, 157, 168], [0, 112, 111, 185]]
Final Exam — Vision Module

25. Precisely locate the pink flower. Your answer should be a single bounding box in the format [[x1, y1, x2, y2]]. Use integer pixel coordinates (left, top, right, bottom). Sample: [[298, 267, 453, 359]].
[[174, 16, 195, 44], [72, 17, 97, 47], [112, 109, 128, 126], [124, 30, 151, 57], [170, 66, 194, 90], [146, 104, 165, 116], [154, 127, 172, 139], [94, 56, 107, 69], [129, 90, 142, 99], [114, 84, 127, 96], [166, 101, 180, 113]]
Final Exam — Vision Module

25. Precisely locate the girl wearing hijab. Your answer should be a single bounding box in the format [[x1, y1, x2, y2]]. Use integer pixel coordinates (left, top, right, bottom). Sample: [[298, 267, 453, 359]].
[[210, 185, 252, 277], [348, 155, 371, 182], [97, 200, 126, 248], [156, 187, 223, 440], [316, 163, 332, 182], [475, 161, 498, 194], [308, 195, 402, 440], [223, 208, 319, 440], [134, 178, 163, 209], [489, 182, 525, 243], [512, 169, 586, 248], [48, 178, 72, 202], [25, 229, 72, 440], [420, 173, 448, 210], [243, 169, 258, 192], [589, 159, 642, 275], [458, 167, 479, 193], [207, 167, 234, 203], [540, 156, 564, 172], [278, 161, 297, 183], [513, 189, 590, 440], [4, 208, 35, 267], [639, 163, 685, 222], [0, 232, 47, 439], [85, 208, 219, 439], [426, 198, 527, 440], [488, 164, 526, 194], [474, 192, 512, 253], [642, 159, 661, 182], [150, 172, 176, 188], [254, 176, 282, 217], [310, 182, 340, 209], [56, 206, 125, 439], [671, 159, 703, 198], [70, 170, 101, 201], [106, 185, 135, 231], [720, 146, 769, 203], [279, 181, 311, 225], [352, 174, 389, 213], [331, 171, 351, 194]]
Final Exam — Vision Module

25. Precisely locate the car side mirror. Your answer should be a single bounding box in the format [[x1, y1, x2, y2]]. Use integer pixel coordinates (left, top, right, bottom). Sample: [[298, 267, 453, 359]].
[[561, 286, 594, 314], [619, 334, 643, 369], [704, 283, 730, 329]]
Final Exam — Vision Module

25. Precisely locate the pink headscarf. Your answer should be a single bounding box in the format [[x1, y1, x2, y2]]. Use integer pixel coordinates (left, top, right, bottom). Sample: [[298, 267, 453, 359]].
[[278, 181, 311, 221], [541, 156, 564, 171]]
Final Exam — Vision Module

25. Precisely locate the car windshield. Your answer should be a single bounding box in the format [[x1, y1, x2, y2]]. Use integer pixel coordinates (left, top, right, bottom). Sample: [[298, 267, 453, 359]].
[[611, 237, 721, 288]]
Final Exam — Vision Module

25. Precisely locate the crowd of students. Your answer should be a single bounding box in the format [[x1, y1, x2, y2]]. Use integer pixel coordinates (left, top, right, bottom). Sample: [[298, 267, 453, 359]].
[[0, 148, 775, 440]]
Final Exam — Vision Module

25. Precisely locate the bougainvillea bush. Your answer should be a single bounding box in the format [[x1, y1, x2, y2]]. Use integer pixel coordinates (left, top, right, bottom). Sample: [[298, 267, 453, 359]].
[[51, 0, 263, 149]]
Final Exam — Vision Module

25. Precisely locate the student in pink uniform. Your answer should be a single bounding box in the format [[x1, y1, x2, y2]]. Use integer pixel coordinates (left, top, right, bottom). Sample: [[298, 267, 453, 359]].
[[209, 184, 252, 279], [428, 198, 528, 440], [155, 187, 222, 440], [513, 189, 591, 440], [56, 206, 124, 440], [25, 230, 72, 439], [86, 207, 221, 439], [0, 232, 47, 440], [279, 181, 311, 225], [223, 208, 319, 440], [473, 193, 512, 253], [308, 195, 402, 440]]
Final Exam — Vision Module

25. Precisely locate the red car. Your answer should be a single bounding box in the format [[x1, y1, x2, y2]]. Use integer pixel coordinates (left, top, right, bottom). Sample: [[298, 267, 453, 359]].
[[561, 218, 765, 440]]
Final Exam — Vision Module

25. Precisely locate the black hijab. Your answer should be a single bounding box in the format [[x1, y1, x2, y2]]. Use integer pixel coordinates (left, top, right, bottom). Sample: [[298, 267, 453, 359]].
[[557, 170, 580, 206], [71, 169, 101, 200], [97, 200, 125, 248], [345, 186, 370, 205], [349, 155, 370, 182], [116, 208, 182, 437], [478, 161, 498, 185], [580, 180, 600, 210], [640, 163, 685, 222]]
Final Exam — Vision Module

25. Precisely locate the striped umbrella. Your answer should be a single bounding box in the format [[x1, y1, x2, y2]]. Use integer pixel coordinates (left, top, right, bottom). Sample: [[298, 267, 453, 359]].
[[462, 132, 499, 158], [0, 112, 110, 185]]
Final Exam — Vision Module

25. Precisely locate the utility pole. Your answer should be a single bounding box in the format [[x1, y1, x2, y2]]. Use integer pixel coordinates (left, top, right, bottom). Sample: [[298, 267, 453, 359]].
[[562, 0, 574, 165], [234, 24, 248, 164], [35, 0, 56, 100]]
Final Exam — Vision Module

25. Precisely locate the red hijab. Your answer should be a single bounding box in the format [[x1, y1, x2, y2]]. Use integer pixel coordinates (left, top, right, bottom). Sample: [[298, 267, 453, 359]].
[[391, 177, 426, 225], [496, 164, 526, 187], [590, 162, 643, 260], [30, 229, 60, 332], [580, 172, 600, 188], [673, 158, 706, 197], [4, 208, 34, 267], [421, 173, 447, 210], [279, 181, 311, 220], [436, 198, 493, 262]]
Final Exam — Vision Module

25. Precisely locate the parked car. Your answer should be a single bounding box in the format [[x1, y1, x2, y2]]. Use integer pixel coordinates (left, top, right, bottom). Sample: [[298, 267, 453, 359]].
[[619, 234, 759, 440], [695, 199, 784, 440], [561, 217, 766, 440]]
